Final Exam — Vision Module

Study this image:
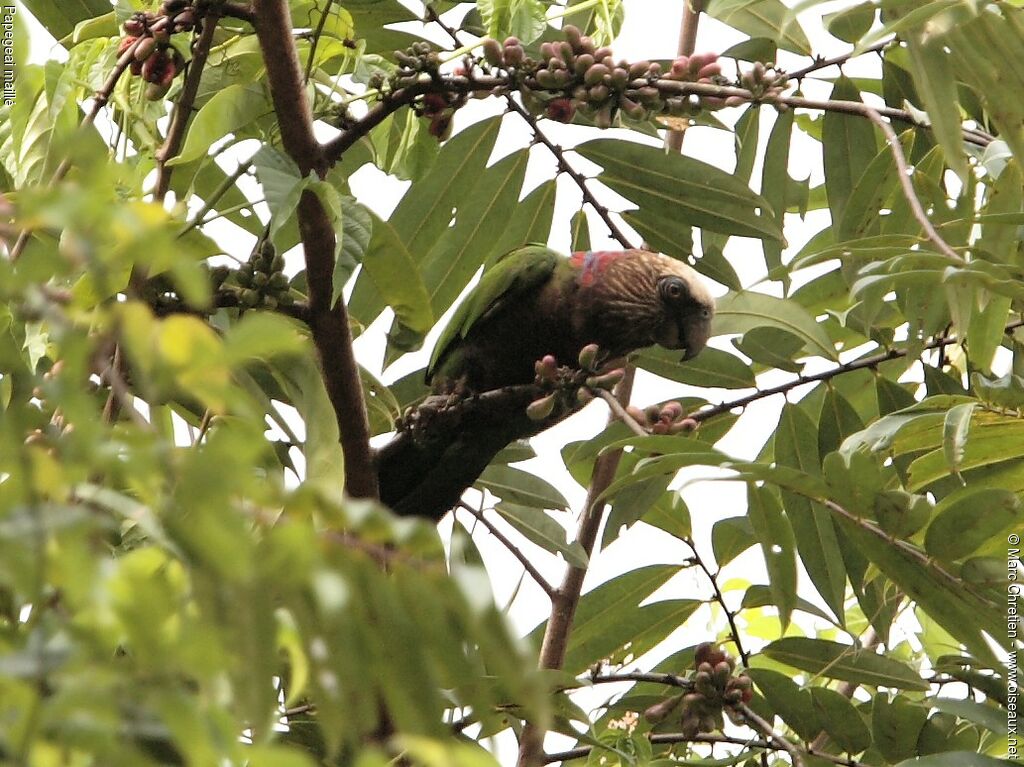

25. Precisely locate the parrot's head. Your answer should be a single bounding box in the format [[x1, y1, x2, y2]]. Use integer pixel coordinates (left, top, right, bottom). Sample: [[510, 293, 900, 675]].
[[650, 255, 716, 361]]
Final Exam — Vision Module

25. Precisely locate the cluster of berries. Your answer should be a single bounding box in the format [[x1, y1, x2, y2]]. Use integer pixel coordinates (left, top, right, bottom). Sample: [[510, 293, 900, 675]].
[[224, 242, 293, 311], [644, 643, 754, 737], [482, 25, 725, 128], [391, 42, 470, 140], [527, 344, 625, 421], [626, 400, 699, 435], [117, 1, 197, 100]]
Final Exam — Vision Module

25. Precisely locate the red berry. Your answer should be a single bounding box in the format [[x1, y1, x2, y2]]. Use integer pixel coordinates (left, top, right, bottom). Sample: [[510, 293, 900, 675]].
[[545, 98, 576, 123]]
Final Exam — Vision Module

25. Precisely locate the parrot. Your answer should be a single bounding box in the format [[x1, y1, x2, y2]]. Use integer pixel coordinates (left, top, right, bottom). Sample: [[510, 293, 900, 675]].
[[375, 245, 716, 520]]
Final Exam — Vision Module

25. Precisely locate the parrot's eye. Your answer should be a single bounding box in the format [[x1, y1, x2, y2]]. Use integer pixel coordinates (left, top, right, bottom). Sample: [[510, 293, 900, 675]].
[[660, 277, 687, 302]]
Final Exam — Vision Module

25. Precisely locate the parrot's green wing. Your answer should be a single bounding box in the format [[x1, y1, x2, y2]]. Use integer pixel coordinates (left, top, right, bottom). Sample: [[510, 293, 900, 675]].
[[427, 245, 562, 380]]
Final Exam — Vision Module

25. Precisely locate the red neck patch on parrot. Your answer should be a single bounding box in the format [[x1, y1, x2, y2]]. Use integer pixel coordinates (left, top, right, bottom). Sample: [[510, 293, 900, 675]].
[[571, 250, 623, 287]]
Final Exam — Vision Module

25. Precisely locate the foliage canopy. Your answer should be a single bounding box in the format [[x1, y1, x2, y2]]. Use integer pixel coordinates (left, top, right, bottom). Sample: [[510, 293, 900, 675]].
[[0, 0, 1021, 765]]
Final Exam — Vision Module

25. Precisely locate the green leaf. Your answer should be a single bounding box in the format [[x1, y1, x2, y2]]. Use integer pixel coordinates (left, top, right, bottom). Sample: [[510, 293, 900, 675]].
[[641, 492, 692, 541], [575, 139, 783, 241], [967, 293, 1012, 375], [223, 314, 305, 364], [20, 0, 110, 40], [484, 181, 556, 263], [733, 105, 761, 183], [563, 599, 700, 675], [494, 504, 587, 568], [570, 210, 591, 252], [622, 211, 694, 274], [711, 516, 755, 567], [477, 0, 546, 43], [924, 487, 1022, 561], [741, 585, 834, 624], [810, 687, 872, 754], [745, 668, 822, 741], [942, 402, 975, 476], [636, 346, 756, 389], [763, 638, 928, 690], [733, 326, 804, 374], [362, 213, 433, 333], [825, 3, 875, 44], [774, 404, 847, 621], [746, 485, 796, 629], [714, 291, 837, 360], [171, 84, 270, 166], [836, 515, 1003, 665], [704, 0, 811, 55], [929, 697, 1009, 736], [528, 565, 680, 665], [761, 107, 794, 281], [421, 149, 530, 315], [252, 146, 308, 246], [894, 756, 1016, 767], [332, 196, 373, 306], [476, 464, 568, 510], [903, 31, 968, 184], [873, 693, 928, 764], [349, 117, 501, 324], [822, 76, 879, 228], [838, 131, 908, 242]]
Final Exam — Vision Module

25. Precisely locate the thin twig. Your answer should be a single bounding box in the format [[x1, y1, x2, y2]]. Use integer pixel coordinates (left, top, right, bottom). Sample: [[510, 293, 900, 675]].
[[862, 106, 964, 262], [302, 0, 334, 84], [736, 702, 805, 767], [685, 539, 749, 666], [458, 502, 557, 599], [505, 97, 634, 249], [787, 39, 892, 81], [820, 497, 997, 609], [592, 387, 647, 436], [693, 318, 1024, 423], [100, 345, 151, 430], [426, 9, 634, 249], [585, 671, 693, 690], [179, 158, 255, 235], [154, 8, 222, 199]]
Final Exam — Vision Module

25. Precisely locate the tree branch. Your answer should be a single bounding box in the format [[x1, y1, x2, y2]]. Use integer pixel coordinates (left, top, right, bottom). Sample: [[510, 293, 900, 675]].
[[736, 702, 804, 767], [221, 2, 255, 23], [666, 0, 702, 153], [787, 39, 892, 81], [252, 0, 376, 499], [862, 105, 963, 262], [458, 502, 557, 599], [692, 318, 1024, 424], [516, 368, 636, 767], [592, 387, 647, 436], [154, 8, 222, 199]]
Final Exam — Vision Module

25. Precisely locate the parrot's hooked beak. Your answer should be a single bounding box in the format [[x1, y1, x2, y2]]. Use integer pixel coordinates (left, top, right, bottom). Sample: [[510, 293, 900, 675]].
[[678, 315, 712, 362]]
